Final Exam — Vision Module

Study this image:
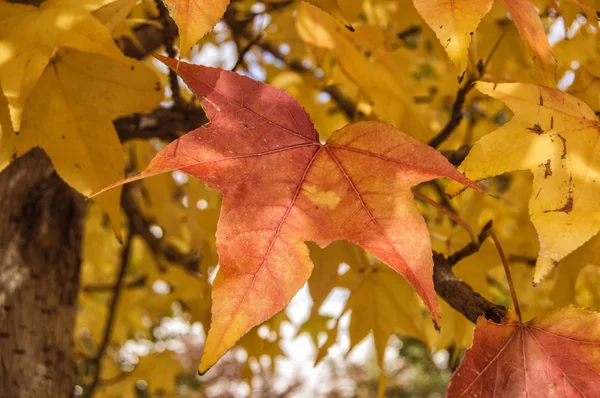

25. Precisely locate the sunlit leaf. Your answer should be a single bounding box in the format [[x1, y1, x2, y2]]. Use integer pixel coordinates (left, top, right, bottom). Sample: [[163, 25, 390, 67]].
[[95, 55, 481, 373]]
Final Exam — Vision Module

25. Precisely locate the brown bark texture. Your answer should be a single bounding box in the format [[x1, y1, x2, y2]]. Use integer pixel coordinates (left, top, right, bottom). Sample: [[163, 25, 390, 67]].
[[0, 148, 84, 398]]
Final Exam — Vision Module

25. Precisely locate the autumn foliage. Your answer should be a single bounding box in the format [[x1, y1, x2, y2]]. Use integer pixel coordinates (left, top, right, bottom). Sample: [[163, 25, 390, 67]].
[[3, 0, 600, 397]]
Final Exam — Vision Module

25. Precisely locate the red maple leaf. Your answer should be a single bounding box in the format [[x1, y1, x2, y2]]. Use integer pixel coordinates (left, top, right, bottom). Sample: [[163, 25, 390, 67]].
[[95, 55, 480, 372], [448, 307, 600, 397]]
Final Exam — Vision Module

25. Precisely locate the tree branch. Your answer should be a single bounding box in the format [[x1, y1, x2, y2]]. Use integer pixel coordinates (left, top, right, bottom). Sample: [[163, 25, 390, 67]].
[[155, 0, 185, 107], [434, 260, 505, 324], [82, 275, 147, 293], [121, 188, 202, 276], [427, 79, 476, 149], [84, 229, 134, 398], [441, 145, 471, 166], [427, 28, 506, 149], [114, 105, 207, 142], [119, 23, 164, 60], [446, 221, 493, 267], [433, 221, 507, 324]]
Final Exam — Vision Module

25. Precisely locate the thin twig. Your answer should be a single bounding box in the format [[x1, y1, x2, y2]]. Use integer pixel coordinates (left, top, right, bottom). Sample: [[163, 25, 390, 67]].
[[490, 229, 521, 321], [412, 189, 477, 244], [479, 29, 508, 76], [82, 275, 147, 293], [122, 188, 202, 276], [427, 79, 476, 149], [446, 220, 493, 267], [84, 230, 134, 397], [429, 180, 459, 215], [233, 32, 264, 71], [428, 29, 507, 149], [231, 0, 292, 71], [155, 0, 184, 107]]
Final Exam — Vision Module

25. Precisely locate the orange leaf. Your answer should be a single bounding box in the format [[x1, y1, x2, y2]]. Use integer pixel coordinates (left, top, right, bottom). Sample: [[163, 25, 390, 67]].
[[95, 56, 481, 373], [162, 0, 229, 57], [448, 307, 600, 397], [500, 0, 557, 86]]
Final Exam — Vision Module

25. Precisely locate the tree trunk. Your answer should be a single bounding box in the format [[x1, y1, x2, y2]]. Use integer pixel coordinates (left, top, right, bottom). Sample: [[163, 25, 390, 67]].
[[0, 148, 85, 398]]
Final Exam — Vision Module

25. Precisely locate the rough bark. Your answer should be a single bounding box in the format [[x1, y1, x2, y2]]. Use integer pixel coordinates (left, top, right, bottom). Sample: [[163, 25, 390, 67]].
[[434, 257, 507, 324], [0, 148, 85, 398]]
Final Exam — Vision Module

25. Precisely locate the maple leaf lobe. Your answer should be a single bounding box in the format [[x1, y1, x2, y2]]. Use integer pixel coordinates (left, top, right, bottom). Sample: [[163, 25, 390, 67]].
[[451, 82, 600, 284]]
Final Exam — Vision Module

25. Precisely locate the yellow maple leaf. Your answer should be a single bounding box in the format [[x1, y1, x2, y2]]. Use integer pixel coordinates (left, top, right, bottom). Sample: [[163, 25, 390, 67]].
[[297, 311, 333, 348], [0, 48, 162, 238], [93, 0, 139, 33], [94, 0, 155, 53], [296, 2, 437, 140], [412, 0, 493, 79], [341, 259, 428, 366], [0, 0, 123, 131], [303, 0, 353, 30], [308, 242, 429, 367], [98, 350, 184, 397], [314, 314, 343, 365], [551, 233, 600, 308], [448, 82, 600, 284], [574, 264, 600, 311], [569, 58, 600, 112], [235, 313, 287, 378], [307, 240, 362, 310], [161, 0, 230, 57]]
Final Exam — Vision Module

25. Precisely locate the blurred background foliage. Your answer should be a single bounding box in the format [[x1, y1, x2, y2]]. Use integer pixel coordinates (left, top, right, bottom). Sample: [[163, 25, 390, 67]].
[[62, 0, 600, 396]]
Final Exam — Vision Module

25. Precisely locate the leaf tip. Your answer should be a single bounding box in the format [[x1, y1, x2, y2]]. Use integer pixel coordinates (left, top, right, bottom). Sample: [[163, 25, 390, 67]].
[[426, 296, 441, 331], [445, 181, 466, 197], [114, 229, 123, 244], [198, 355, 214, 375], [470, 180, 485, 194], [452, 173, 484, 196], [153, 53, 176, 69], [532, 255, 556, 286]]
